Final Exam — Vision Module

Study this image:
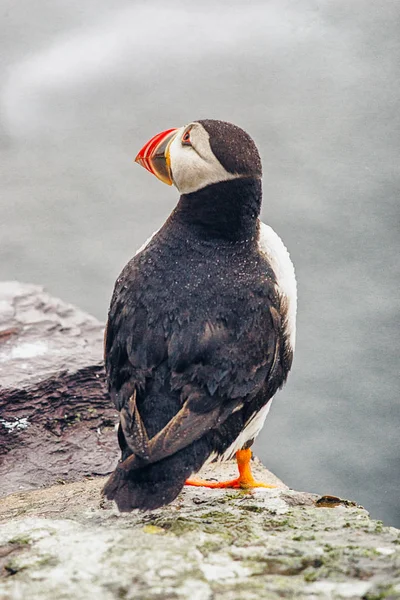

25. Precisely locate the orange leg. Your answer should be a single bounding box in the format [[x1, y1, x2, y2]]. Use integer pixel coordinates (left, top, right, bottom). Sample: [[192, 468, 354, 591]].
[[185, 448, 276, 489]]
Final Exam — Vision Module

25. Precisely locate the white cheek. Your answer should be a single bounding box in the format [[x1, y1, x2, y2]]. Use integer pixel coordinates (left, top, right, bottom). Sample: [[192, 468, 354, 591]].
[[169, 126, 240, 194]]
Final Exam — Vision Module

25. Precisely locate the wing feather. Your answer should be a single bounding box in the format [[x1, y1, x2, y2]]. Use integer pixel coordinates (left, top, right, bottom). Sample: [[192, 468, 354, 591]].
[[119, 390, 150, 459]]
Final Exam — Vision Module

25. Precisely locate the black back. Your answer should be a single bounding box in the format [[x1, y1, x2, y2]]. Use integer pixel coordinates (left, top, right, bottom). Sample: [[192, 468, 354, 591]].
[[103, 177, 292, 510]]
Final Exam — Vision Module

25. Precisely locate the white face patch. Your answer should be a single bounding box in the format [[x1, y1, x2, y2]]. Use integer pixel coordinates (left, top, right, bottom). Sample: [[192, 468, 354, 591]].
[[168, 122, 241, 194]]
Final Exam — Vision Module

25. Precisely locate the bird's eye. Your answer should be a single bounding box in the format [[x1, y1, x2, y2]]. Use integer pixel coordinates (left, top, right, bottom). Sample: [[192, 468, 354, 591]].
[[182, 130, 191, 146]]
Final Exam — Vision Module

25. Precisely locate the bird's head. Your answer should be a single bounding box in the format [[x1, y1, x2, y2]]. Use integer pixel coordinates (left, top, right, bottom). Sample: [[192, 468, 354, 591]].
[[135, 119, 262, 194]]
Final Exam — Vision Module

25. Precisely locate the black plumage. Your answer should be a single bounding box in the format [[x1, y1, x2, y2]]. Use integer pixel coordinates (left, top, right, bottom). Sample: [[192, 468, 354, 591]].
[[103, 167, 293, 510]]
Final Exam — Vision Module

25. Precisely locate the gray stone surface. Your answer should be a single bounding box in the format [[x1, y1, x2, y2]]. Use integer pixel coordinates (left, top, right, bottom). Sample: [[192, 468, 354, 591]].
[[0, 460, 399, 600], [0, 282, 399, 598], [0, 281, 118, 497]]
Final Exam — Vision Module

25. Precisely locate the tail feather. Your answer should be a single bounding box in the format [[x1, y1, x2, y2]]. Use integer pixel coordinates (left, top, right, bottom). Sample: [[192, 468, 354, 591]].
[[103, 439, 211, 511]]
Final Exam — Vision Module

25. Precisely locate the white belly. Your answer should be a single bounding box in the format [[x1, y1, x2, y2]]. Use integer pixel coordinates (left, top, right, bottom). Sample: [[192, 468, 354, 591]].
[[218, 399, 274, 461], [258, 220, 297, 351]]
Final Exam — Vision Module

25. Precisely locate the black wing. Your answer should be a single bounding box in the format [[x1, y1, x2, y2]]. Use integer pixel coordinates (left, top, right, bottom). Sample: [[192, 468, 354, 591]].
[[105, 243, 287, 471]]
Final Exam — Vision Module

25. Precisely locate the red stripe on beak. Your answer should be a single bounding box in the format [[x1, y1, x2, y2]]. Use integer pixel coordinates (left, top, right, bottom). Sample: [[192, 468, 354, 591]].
[[135, 128, 178, 185]]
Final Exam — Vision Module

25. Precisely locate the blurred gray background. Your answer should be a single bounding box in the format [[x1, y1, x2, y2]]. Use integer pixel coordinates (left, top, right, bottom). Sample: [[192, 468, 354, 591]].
[[1, 1, 399, 525]]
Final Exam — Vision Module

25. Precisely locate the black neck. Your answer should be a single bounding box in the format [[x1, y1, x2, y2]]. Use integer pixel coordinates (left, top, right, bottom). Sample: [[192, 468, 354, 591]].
[[169, 177, 262, 243]]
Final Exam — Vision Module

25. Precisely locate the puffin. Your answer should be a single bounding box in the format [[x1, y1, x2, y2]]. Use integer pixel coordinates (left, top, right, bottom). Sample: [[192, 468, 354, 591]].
[[103, 119, 297, 511]]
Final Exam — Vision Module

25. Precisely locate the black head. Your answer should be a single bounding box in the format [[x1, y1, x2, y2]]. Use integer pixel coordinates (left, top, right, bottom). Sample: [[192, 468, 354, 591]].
[[135, 119, 262, 194], [143, 119, 264, 194], [198, 119, 262, 179]]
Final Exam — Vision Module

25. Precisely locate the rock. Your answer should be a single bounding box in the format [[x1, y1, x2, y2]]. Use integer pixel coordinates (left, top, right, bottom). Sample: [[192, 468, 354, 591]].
[[0, 282, 399, 599], [0, 282, 118, 497], [0, 461, 399, 600]]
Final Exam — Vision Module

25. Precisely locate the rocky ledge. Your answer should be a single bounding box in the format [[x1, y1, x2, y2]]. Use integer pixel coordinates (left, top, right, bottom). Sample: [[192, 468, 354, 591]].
[[0, 464, 399, 600], [0, 282, 399, 600], [0, 281, 117, 497]]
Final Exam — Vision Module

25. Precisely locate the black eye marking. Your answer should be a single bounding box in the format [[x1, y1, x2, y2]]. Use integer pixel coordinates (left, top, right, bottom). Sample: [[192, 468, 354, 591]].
[[181, 130, 192, 146]]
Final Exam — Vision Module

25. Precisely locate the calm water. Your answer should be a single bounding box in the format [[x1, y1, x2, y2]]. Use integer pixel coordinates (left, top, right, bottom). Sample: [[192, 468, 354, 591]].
[[1, 1, 399, 526]]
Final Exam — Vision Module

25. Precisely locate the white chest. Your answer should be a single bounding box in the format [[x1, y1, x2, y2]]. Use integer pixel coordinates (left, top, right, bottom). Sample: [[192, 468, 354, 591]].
[[258, 220, 297, 352]]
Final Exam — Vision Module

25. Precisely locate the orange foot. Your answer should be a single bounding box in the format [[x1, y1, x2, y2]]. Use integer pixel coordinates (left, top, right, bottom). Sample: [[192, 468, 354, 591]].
[[185, 448, 276, 489]]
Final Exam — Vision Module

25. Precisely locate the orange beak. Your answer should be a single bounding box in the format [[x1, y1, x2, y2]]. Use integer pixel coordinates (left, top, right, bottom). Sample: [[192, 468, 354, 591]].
[[135, 128, 179, 185]]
